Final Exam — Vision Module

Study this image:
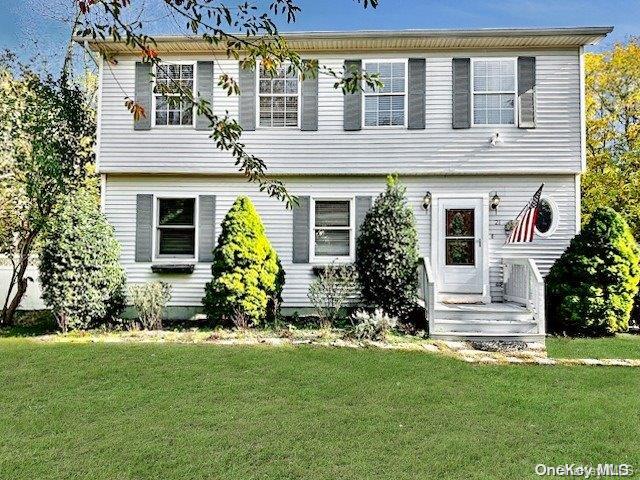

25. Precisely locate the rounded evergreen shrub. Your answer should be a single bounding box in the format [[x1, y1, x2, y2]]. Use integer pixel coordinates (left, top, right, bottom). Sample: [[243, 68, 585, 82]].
[[356, 175, 419, 320], [203, 196, 284, 326], [547, 207, 640, 336], [39, 188, 127, 332]]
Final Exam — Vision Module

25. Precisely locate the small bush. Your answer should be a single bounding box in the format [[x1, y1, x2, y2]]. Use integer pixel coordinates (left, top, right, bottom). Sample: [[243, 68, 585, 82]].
[[356, 175, 419, 321], [203, 196, 284, 327], [352, 308, 398, 341], [547, 207, 640, 336], [308, 263, 358, 329], [40, 188, 126, 332], [129, 282, 172, 330]]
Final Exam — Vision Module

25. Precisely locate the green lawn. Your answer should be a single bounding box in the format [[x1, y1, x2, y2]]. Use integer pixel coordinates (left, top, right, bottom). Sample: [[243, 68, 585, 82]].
[[0, 340, 638, 479], [547, 333, 640, 359]]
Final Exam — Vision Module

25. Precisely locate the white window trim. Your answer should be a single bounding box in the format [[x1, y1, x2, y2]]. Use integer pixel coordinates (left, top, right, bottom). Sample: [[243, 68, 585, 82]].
[[470, 57, 518, 128], [152, 195, 199, 262], [361, 58, 408, 129], [255, 63, 301, 130], [535, 196, 559, 238], [151, 61, 197, 129], [309, 197, 356, 264]]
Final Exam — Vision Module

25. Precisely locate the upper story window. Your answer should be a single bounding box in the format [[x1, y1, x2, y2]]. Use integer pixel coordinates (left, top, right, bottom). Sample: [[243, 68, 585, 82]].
[[156, 198, 196, 258], [472, 59, 516, 125], [363, 61, 406, 127], [258, 64, 299, 128], [154, 64, 194, 127], [311, 199, 355, 262]]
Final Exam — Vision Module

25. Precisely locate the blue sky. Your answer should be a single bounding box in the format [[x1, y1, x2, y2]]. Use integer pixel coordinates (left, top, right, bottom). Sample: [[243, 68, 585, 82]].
[[1, 0, 637, 63]]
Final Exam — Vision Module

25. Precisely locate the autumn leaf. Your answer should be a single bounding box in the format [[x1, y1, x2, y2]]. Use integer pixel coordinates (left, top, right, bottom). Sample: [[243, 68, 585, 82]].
[[124, 98, 146, 121], [141, 46, 158, 60], [78, 0, 97, 14]]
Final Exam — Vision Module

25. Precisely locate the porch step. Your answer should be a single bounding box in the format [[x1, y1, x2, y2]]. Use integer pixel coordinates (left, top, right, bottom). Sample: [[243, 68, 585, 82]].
[[432, 301, 538, 337], [430, 332, 545, 342], [435, 302, 533, 323], [433, 318, 538, 335]]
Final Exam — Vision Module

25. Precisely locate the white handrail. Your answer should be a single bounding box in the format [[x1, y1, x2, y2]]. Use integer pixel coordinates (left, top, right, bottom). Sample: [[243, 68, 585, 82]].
[[418, 258, 435, 334], [503, 257, 545, 335]]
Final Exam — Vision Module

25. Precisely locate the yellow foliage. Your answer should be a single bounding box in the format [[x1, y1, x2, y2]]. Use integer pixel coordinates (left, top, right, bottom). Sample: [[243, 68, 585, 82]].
[[583, 40, 640, 236]]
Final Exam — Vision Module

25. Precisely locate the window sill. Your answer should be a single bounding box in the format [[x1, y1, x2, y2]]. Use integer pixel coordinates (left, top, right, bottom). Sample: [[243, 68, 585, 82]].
[[151, 264, 195, 274], [312, 264, 355, 276]]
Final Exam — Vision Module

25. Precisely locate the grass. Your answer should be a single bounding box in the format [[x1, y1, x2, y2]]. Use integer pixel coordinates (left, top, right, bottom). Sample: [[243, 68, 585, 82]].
[[547, 333, 640, 359], [0, 339, 638, 479]]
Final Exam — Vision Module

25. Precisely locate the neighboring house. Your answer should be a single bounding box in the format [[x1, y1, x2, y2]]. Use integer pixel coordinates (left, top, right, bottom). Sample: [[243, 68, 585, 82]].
[[83, 26, 612, 341]]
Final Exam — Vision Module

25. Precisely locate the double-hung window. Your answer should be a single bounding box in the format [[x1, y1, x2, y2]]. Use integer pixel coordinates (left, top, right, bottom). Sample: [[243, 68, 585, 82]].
[[258, 64, 299, 127], [472, 59, 516, 125], [154, 63, 194, 126], [363, 61, 406, 127], [311, 199, 354, 262], [156, 198, 196, 258]]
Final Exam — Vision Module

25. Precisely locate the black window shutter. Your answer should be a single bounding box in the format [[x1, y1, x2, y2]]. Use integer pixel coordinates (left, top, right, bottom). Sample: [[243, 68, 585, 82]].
[[343, 60, 362, 131], [198, 195, 216, 262], [135, 194, 153, 262], [292, 196, 310, 263], [452, 58, 471, 129], [196, 61, 214, 131], [407, 58, 426, 130], [301, 60, 319, 131], [238, 62, 256, 131], [355, 196, 372, 239], [134, 62, 152, 130], [518, 57, 536, 129]]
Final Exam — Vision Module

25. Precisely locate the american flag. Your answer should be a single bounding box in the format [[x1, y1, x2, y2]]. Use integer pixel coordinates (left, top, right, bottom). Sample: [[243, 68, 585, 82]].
[[506, 184, 544, 243]]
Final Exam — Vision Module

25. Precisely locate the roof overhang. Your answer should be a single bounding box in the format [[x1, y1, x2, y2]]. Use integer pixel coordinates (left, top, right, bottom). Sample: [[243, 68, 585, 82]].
[[78, 26, 613, 56]]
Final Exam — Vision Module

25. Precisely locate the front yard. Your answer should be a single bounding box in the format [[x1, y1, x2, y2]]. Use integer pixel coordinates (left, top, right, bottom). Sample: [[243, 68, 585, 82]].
[[1, 338, 638, 480], [547, 334, 640, 359]]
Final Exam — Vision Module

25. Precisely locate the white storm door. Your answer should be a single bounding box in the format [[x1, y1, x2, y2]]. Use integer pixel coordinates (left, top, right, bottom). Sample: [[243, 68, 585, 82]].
[[437, 198, 484, 294]]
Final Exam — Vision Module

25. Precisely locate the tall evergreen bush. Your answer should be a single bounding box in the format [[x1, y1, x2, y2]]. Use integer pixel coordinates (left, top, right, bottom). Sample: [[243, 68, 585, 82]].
[[39, 188, 126, 332], [355, 175, 419, 320], [203, 196, 284, 326], [547, 207, 640, 336]]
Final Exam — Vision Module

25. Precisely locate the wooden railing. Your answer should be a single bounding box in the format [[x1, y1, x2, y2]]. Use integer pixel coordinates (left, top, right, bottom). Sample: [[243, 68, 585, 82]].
[[417, 257, 436, 334], [503, 257, 545, 335]]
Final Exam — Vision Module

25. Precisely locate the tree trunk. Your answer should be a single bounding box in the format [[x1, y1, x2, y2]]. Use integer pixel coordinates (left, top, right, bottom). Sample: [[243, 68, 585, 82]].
[[61, 8, 82, 84], [1, 233, 37, 326]]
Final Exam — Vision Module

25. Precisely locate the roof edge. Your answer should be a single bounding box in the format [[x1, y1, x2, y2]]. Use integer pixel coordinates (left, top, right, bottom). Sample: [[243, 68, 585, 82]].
[[76, 26, 614, 52]]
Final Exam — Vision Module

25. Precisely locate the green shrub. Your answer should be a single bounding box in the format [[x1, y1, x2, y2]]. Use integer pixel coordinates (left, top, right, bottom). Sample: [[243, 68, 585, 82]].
[[39, 188, 126, 332], [355, 175, 419, 320], [203, 196, 284, 326], [129, 281, 172, 330], [547, 207, 640, 336], [308, 263, 358, 329]]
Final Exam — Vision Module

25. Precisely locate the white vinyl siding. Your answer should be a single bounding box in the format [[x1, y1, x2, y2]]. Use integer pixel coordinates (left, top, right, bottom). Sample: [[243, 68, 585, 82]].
[[472, 58, 516, 125], [104, 174, 577, 307], [98, 51, 581, 175], [363, 60, 407, 127]]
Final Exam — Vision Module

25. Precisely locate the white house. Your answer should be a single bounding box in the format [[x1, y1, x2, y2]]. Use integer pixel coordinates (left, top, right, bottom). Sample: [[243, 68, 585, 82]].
[[83, 26, 612, 341]]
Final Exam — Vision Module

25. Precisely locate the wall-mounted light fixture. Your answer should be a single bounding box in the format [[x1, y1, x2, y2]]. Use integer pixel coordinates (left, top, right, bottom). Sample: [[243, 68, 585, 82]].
[[422, 191, 432, 210], [490, 192, 501, 211], [490, 132, 503, 147]]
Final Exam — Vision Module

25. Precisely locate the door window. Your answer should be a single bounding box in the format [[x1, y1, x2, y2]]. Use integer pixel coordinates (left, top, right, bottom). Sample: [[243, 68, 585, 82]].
[[445, 208, 475, 266]]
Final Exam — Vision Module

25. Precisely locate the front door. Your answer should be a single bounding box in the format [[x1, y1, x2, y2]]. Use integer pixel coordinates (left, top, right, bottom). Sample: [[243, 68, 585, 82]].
[[436, 198, 484, 295]]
